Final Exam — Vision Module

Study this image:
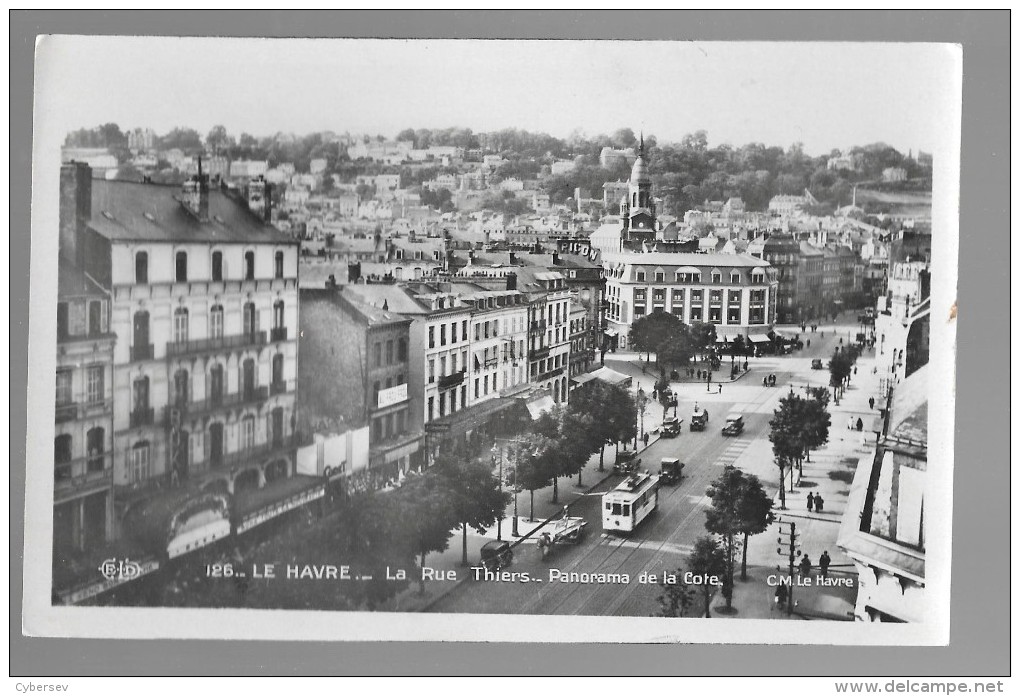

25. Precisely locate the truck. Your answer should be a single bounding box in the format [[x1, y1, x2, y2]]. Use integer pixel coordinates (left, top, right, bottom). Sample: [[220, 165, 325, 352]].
[[690, 407, 709, 431], [659, 457, 684, 485], [660, 417, 682, 438]]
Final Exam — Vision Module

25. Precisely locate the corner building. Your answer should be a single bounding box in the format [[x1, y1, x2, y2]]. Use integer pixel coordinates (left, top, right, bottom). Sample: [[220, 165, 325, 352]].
[[79, 175, 300, 510]]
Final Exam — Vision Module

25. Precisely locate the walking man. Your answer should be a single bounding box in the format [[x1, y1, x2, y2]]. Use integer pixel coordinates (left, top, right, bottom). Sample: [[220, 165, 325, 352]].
[[814, 495, 825, 513], [799, 555, 812, 579], [819, 551, 831, 578], [856, 417, 864, 432], [806, 492, 815, 512], [869, 396, 875, 410]]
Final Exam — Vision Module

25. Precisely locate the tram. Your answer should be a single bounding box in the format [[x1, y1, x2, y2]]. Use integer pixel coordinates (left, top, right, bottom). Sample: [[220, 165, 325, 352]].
[[601, 471, 659, 533]]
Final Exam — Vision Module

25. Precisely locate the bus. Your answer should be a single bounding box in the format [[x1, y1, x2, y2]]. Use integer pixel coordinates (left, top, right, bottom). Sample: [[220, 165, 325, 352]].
[[602, 472, 659, 533]]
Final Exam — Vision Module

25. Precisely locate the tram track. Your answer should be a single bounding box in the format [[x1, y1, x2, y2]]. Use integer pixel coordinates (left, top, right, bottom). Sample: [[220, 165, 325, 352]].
[[514, 369, 789, 617]]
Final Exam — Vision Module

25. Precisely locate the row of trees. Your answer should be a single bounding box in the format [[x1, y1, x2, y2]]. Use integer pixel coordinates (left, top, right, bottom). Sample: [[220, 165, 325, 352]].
[[769, 388, 832, 509]]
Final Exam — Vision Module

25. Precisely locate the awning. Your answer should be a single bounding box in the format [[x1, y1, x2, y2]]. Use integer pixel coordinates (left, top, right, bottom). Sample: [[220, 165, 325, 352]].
[[604, 329, 619, 337], [526, 395, 556, 420], [749, 334, 771, 343], [715, 334, 735, 343]]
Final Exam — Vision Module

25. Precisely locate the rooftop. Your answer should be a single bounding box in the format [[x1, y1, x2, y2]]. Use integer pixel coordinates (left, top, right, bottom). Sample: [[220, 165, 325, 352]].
[[88, 179, 295, 245]]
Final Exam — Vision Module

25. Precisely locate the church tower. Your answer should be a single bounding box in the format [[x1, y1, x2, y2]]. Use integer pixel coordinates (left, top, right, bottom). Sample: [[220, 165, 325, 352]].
[[624, 133, 656, 242]]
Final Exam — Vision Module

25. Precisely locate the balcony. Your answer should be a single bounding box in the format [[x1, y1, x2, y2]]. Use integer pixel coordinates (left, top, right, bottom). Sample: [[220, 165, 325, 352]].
[[165, 331, 267, 360], [162, 387, 269, 425], [530, 345, 550, 360], [270, 380, 291, 396], [130, 343, 154, 362], [55, 402, 78, 424], [54, 452, 113, 497], [129, 407, 155, 428], [54, 399, 112, 424], [437, 370, 465, 390], [270, 326, 288, 343], [213, 436, 295, 471], [529, 320, 547, 333]]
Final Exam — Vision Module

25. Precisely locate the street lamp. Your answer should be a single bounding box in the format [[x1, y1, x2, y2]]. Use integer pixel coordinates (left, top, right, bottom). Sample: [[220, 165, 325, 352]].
[[491, 444, 503, 541], [511, 441, 520, 537]]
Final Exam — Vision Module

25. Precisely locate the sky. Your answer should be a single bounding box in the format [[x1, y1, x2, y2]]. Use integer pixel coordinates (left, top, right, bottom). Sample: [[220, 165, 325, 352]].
[[36, 37, 960, 157]]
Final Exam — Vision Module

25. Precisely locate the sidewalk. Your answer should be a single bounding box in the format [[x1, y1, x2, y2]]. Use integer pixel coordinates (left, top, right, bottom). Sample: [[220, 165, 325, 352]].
[[712, 338, 882, 621]]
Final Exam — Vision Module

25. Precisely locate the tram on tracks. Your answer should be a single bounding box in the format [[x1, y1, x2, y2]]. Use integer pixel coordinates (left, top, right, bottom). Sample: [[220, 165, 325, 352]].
[[601, 471, 659, 533]]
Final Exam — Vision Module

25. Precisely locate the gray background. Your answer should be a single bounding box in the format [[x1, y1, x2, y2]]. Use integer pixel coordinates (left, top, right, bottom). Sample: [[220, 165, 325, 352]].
[[10, 10, 1008, 676]]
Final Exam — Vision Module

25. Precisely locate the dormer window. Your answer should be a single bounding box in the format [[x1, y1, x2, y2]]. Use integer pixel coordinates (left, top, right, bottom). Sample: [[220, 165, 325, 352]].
[[711, 271, 722, 284], [730, 272, 741, 284], [635, 271, 646, 282]]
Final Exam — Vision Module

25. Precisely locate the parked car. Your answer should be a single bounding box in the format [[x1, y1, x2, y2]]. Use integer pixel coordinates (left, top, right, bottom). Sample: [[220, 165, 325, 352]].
[[660, 417, 682, 438], [479, 540, 513, 572], [811, 358, 825, 370], [613, 451, 641, 475]]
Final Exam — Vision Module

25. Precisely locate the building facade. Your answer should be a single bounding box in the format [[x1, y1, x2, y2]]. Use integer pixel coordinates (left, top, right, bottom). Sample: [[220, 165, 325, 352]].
[[602, 251, 778, 348]]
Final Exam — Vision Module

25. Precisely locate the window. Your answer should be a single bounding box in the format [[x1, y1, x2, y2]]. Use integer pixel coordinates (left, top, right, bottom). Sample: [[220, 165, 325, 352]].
[[274, 251, 284, 279], [397, 338, 407, 361], [55, 434, 72, 465], [385, 340, 394, 365], [730, 272, 741, 284], [461, 320, 468, 340], [397, 373, 404, 385], [57, 302, 68, 340], [56, 369, 72, 405], [711, 271, 722, 284], [243, 302, 257, 336], [655, 271, 665, 282], [427, 396, 434, 421], [209, 305, 224, 339], [440, 324, 447, 346], [272, 354, 284, 388], [212, 251, 223, 281], [373, 342, 382, 368], [132, 375, 150, 411], [88, 300, 105, 336], [173, 368, 190, 406], [241, 416, 255, 449], [373, 418, 383, 441], [173, 307, 189, 344], [474, 378, 479, 399], [86, 366, 103, 404], [450, 322, 457, 343], [439, 356, 447, 377], [273, 300, 284, 329], [130, 441, 150, 483], [372, 381, 380, 405], [428, 359, 435, 383], [635, 271, 646, 282], [245, 251, 255, 280], [135, 252, 148, 284], [175, 251, 188, 282], [428, 326, 435, 349], [86, 427, 105, 472]]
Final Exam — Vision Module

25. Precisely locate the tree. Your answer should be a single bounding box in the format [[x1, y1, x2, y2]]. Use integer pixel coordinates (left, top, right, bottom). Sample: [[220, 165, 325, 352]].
[[206, 124, 234, 155], [556, 406, 600, 488], [432, 449, 510, 567], [607, 383, 638, 458], [397, 474, 459, 594], [687, 536, 726, 618], [655, 566, 696, 617], [690, 322, 718, 360], [769, 394, 805, 508], [799, 394, 831, 467], [705, 466, 747, 610], [568, 380, 620, 472], [629, 310, 685, 366], [513, 432, 556, 521], [736, 475, 774, 581]]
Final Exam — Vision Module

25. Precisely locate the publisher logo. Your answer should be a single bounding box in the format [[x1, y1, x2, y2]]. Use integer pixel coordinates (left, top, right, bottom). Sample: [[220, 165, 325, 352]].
[[98, 558, 142, 581]]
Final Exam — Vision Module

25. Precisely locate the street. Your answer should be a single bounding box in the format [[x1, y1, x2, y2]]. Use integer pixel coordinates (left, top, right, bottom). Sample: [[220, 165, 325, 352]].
[[427, 322, 867, 617]]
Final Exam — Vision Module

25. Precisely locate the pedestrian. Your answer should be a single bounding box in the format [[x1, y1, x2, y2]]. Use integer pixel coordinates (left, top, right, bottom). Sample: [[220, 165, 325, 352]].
[[643, 432, 649, 447], [847, 417, 854, 430], [856, 417, 864, 432], [869, 396, 875, 410], [743, 360, 748, 371], [718, 384, 723, 394], [819, 551, 831, 578], [807, 492, 815, 512], [763, 377, 769, 388], [806, 339, 811, 347], [799, 555, 812, 579], [697, 369, 702, 380], [774, 583, 788, 611], [854, 366, 858, 376], [815, 495, 825, 513]]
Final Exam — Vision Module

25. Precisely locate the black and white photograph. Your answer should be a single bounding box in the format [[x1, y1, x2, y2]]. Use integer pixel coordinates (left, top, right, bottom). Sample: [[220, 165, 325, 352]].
[[23, 33, 961, 645]]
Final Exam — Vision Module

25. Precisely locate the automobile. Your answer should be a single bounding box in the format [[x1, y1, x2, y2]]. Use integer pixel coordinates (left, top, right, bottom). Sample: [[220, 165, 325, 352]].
[[722, 411, 744, 436], [659, 457, 684, 485], [479, 540, 514, 572], [660, 417, 682, 438], [690, 407, 709, 431], [613, 451, 641, 475], [811, 358, 825, 370]]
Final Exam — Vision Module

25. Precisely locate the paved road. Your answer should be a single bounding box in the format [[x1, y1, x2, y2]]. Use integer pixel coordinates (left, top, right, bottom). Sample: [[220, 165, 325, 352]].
[[427, 355, 809, 616]]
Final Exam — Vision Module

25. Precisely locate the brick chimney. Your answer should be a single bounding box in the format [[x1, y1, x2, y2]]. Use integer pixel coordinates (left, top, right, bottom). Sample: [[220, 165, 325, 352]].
[[247, 175, 272, 223], [182, 156, 210, 220], [59, 161, 92, 266]]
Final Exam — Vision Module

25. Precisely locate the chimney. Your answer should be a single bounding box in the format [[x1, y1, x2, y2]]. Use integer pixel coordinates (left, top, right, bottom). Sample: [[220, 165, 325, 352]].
[[183, 156, 210, 220], [505, 272, 517, 291], [348, 262, 362, 283], [552, 251, 560, 266], [509, 251, 517, 264], [59, 161, 92, 266], [247, 175, 272, 223]]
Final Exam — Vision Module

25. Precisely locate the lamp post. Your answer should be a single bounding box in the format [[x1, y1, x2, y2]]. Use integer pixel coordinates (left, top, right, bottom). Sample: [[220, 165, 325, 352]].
[[491, 444, 503, 541], [512, 440, 520, 537]]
